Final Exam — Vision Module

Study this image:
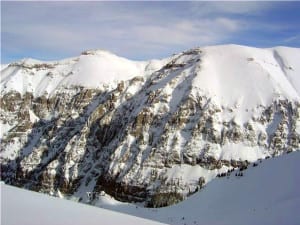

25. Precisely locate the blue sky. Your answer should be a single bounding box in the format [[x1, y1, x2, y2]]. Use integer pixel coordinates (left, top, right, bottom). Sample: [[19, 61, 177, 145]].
[[1, 1, 300, 63]]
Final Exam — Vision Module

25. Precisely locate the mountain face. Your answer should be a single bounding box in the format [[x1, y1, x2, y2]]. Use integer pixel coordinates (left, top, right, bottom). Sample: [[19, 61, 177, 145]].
[[1, 45, 300, 207]]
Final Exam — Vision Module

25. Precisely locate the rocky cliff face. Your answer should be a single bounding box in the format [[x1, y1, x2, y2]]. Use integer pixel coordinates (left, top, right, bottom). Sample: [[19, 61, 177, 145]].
[[1, 45, 300, 207]]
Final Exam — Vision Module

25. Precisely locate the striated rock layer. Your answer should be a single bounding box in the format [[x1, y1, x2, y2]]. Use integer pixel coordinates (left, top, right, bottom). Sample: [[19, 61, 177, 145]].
[[1, 45, 300, 207]]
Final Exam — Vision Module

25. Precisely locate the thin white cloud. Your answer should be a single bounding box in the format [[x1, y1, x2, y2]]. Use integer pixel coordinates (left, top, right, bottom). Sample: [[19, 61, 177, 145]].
[[284, 35, 300, 43], [188, 2, 273, 16], [215, 18, 240, 32], [2, 2, 245, 59], [134, 17, 242, 44], [1, 1, 298, 62]]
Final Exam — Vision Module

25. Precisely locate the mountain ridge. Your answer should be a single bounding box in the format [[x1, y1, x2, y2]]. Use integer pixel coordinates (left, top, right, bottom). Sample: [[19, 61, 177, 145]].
[[1, 44, 299, 207]]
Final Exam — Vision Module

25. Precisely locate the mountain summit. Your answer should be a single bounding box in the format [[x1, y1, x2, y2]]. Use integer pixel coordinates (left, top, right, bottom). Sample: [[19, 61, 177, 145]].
[[1, 45, 299, 207]]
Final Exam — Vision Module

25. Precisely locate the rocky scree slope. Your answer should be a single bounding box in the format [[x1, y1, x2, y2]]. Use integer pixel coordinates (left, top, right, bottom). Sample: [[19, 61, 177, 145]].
[[1, 45, 300, 207]]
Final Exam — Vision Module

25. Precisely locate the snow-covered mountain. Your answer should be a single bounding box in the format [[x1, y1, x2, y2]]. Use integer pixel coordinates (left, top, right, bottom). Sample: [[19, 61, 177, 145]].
[[0, 50, 168, 97], [1, 44, 299, 207]]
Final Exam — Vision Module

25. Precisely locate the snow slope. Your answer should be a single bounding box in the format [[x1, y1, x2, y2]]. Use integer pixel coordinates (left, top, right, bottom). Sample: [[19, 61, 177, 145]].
[[0, 49, 168, 96], [190, 45, 300, 122], [1, 45, 299, 104], [0, 182, 167, 225], [1, 152, 299, 225], [94, 151, 300, 225]]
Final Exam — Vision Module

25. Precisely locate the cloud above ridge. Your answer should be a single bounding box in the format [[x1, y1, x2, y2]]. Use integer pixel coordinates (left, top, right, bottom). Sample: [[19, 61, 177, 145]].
[[1, 1, 300, 63]]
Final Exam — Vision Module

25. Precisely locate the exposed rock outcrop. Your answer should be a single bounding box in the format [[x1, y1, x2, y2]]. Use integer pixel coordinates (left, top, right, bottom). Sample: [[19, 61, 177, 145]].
[[1, 45, 300, 207]]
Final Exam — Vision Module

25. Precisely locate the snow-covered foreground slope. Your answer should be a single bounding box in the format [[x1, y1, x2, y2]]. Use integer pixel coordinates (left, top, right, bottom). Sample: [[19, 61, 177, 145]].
[[0, 182, 167, 225], [94, 151, 300, 225], [2, 151, 299, 225]]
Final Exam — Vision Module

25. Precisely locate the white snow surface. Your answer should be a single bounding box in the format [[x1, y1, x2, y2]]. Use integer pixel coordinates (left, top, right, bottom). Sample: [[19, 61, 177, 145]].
[[0, 49, 168, 96], [3, 151, 298, 225], [1, 46, 299, 114], [94, 151, 300, 225], [191, 45, 300, 122], [0, 182, 167, 225]]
